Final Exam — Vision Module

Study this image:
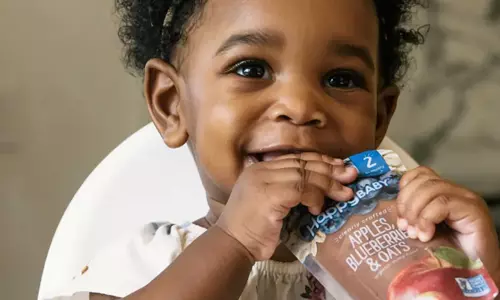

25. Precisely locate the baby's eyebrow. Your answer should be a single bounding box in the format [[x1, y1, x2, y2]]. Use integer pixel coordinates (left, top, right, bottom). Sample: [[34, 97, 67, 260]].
[[214, 30, 375, 72], [215, 29, 284, 57], [329, 42, 375, 72]]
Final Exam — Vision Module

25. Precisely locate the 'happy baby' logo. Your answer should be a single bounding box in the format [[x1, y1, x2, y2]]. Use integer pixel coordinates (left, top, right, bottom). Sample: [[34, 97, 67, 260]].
[[295, 150, 401, 241], [299, 175, 400, 240]]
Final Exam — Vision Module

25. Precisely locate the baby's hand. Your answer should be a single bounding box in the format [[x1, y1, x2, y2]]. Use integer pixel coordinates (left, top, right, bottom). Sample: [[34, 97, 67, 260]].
[[396, 166, 500, 280], [216, 153, 357, 261]]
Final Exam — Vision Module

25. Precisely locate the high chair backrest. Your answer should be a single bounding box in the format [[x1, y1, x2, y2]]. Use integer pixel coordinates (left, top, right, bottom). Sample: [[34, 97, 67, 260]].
[[37, 122, 418, 299]]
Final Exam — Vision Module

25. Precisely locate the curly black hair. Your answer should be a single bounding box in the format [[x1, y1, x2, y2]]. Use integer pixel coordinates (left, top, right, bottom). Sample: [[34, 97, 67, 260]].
[[115, 0, 427, 86]]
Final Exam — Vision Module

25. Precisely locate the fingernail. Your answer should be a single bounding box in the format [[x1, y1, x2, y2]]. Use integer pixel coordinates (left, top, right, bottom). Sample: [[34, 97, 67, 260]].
[[331, 158, 344, 164], [345, 166, 357, 174], [397, 218, 408, 231], [342, 186, 354, 195], [309, 206, 322, 216], [417, 229, 431, 243], [407, 225, 417, 239]]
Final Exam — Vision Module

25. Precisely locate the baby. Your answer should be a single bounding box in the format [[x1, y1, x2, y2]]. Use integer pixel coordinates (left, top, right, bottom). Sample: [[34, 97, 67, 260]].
[[44, 0, 500, 299]]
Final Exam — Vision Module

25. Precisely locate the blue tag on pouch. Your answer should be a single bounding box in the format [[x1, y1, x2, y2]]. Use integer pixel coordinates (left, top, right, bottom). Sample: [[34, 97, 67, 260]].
[[455, 274, 491, 297], [347, 150, 390, 178]]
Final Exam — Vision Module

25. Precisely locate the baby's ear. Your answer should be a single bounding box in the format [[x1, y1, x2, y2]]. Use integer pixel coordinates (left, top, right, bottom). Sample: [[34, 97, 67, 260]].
[[375, 85, 399, 146], [144, 59, 188, 148]]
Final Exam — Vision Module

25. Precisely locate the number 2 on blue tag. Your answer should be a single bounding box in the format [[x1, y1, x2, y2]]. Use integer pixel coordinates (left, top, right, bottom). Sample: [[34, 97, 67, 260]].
[[363, 156, 377, 169], [348, 150, 390, 177]]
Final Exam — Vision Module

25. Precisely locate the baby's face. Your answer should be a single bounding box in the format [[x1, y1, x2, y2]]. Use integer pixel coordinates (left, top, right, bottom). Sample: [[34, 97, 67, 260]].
[[146, 0, 399, 205]]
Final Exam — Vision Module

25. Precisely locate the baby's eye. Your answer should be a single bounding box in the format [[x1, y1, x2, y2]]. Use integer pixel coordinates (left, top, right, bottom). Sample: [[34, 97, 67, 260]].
[[323, 70, 366, 90], [229, 60, 272, 79]]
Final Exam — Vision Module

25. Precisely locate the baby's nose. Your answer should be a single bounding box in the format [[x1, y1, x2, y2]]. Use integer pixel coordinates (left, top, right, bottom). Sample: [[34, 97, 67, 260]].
[[271, 108, 326, 127], [269, 82, 327, 127]]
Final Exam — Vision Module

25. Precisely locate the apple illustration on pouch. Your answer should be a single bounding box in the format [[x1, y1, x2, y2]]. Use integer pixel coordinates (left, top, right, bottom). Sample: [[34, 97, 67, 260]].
[[388, 247, 495, 300], [413, 291, 448, 300]]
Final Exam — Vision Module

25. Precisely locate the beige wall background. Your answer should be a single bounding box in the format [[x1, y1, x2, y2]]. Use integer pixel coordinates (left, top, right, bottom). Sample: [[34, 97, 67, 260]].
[[1, 1, 148, 299], [0, 0, 499, 299], [389, 0, 500, 197]]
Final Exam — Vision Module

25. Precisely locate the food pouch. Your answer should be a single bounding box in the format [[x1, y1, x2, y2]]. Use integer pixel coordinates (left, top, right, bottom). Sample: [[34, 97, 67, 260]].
[[281, 149, 499, 300]]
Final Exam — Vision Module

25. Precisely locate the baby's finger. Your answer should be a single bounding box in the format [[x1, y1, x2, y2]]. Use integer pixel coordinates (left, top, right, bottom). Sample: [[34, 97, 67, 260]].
[[410, 199, 448, 242], [406, 192, 479, 237], [261, 158, 357, 184], [405, 222, 436, 242], [397, 177, 453, 224], [396, 173, 435, 220], [420, 197, 450, 224], [263, 168, 353, 201], [273, 152, 343, 165], [297, 185, 328, 215], [266, 183, 325, 217], [401, 179, 479, 227], [402, 201, 442, 242], [416, 219, 436, 243], [399, 166, 438, 189]]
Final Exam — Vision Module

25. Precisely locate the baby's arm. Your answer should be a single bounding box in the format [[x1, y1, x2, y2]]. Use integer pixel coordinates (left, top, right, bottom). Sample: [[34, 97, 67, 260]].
[[123, 225, 253, 300]]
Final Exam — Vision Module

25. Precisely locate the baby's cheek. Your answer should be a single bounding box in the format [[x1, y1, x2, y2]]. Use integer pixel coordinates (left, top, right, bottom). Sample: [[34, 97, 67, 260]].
[[195, 124, 244, 193], [330, 109, 376, 150], [340, 131, 377, 156]]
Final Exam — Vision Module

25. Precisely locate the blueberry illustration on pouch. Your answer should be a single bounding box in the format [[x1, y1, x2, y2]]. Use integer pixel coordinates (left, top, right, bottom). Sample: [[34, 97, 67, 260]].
[[356, 178, 381, 200], [320, 217, 347, 235], [379, 172, 400, 200], [352, 199, 377, 215], [348, 178, 379, 215]]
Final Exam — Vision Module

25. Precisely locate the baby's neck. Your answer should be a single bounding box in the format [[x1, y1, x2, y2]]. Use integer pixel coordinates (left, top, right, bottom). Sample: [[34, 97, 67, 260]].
[[194, 217, 297, 263]]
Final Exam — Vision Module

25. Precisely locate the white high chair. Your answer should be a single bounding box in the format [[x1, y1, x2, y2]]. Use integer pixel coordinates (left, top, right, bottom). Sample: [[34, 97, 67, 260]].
[[37, 122, 418, 299]]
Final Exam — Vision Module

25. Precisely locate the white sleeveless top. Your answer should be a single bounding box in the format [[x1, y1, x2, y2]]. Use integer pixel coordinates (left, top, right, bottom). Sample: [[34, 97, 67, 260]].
[[42, 222, 335, 300]]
